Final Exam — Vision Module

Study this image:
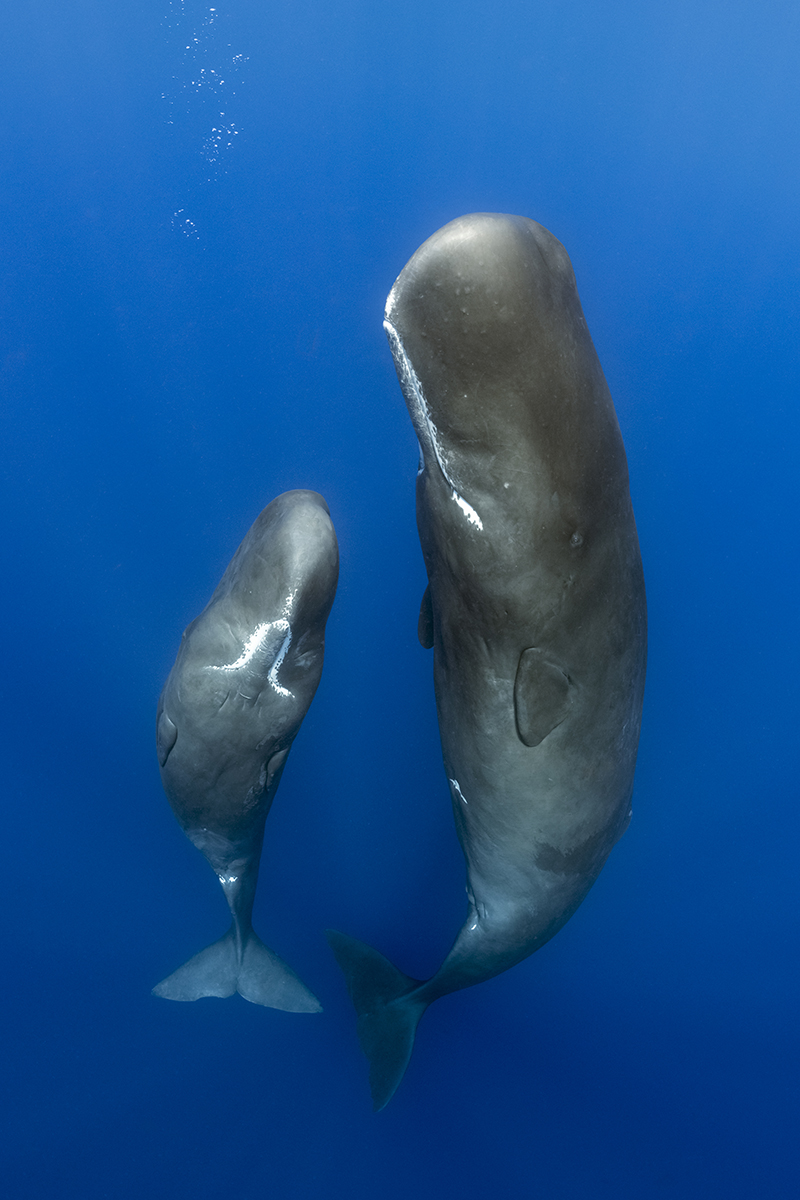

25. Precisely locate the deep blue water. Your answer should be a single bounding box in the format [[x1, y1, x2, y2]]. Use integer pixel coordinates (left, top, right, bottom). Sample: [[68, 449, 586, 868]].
[[2, 2, 798, 1196]]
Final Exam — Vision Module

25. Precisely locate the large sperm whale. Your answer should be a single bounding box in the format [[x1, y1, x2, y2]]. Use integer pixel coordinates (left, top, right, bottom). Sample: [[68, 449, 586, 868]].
[[154, 490, 338, 1012], [329, 213, 647, 1107]]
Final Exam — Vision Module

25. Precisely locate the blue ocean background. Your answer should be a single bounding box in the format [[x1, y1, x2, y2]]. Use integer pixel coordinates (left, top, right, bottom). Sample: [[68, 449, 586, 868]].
[[2, 2, 798, 1195]]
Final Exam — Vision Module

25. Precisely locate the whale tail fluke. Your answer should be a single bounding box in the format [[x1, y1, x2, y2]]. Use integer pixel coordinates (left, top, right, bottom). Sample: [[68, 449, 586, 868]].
[[153, 926, 322, 1013], [237, 930, 322, 1012], [326, 929, 428, 1110]]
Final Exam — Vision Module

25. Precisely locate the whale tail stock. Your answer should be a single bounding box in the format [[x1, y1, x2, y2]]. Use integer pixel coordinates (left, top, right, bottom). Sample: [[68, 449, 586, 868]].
[[326, 929, 429, 1110], [152, 925, 322, 1013]]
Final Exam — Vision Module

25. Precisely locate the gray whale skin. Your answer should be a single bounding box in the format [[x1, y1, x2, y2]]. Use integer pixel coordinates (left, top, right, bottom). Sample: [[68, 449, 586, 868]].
[[329, 214, 647, 1107], [154, 490, 338, 1012]]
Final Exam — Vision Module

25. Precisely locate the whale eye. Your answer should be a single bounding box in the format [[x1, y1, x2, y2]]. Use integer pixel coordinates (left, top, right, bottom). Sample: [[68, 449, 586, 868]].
[[570, 532, 584, 548]]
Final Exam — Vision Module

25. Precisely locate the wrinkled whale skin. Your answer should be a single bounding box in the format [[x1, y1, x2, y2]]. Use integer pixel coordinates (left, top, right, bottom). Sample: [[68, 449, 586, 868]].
[[329, 213, 646, 1106], [155, 489, 338, 1013]]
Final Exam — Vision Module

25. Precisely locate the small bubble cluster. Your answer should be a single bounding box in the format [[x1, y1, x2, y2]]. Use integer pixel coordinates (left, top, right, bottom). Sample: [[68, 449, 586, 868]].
[[172, 208, 200, 240], [162, 2, 249, 238]]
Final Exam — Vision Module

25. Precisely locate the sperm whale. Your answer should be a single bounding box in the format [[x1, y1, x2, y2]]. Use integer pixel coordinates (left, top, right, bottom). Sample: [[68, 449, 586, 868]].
[[155, 490, 338, 1012], [329, 213, 647, 1107]]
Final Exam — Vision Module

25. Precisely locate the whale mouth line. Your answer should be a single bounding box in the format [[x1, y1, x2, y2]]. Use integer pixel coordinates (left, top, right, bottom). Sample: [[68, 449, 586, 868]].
[[384, 317, 484, 532]]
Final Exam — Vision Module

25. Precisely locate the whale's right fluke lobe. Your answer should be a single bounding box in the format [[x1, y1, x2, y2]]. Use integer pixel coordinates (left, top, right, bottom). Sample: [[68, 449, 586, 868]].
[[153, 925, 322, 1012], [326, 930, 427, 1110]]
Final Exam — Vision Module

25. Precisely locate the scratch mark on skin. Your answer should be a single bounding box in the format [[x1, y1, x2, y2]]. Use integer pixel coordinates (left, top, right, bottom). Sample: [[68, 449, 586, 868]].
[[465, 885, 488, 931], [450, 778, 468, 805]]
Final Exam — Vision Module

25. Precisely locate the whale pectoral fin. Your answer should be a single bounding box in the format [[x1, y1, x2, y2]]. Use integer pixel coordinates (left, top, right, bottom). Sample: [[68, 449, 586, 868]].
[[263, 746, 290, 792], [417, 584, 434, 649], [156, 710, 178, 767], [514, 647, 572, 747]]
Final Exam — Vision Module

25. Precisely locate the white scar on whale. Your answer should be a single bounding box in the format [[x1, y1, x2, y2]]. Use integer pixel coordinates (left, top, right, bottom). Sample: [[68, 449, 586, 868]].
[[211, 592, 297, 697], [384, 304, 483, 532]]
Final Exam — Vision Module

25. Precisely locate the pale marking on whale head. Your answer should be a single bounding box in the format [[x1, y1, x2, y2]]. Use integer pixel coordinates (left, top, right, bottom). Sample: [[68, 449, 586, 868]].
[[452, 492, 482, 527], [212, 621, 286, 671], [384, 281, 399, 321], [384, 317, 484, 532], [266, 625, 293, 698], [211, 590, 298, 698]]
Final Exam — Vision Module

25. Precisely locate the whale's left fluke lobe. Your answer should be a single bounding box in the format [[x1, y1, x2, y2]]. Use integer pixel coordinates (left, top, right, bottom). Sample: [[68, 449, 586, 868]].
[[154, 490, 339, 1013], [326, 930, 427, 1110]]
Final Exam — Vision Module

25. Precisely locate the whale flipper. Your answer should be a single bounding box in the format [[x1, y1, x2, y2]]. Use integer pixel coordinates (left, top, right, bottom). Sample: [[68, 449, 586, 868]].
[[326, 930, 426, 1110], [154, 926, 322, 1012], [513, 647, 572, 747]]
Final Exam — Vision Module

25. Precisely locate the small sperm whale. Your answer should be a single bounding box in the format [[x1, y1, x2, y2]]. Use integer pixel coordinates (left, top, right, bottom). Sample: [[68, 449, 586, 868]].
[[154, 490, 338, 1012], [329, 214, 647, 1106]]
